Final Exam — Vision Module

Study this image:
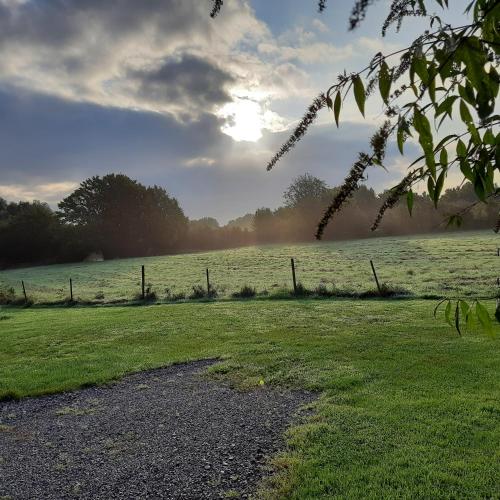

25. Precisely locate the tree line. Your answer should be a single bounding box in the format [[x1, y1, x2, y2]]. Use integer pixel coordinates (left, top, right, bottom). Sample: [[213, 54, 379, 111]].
[[0, 173, 497, 268]]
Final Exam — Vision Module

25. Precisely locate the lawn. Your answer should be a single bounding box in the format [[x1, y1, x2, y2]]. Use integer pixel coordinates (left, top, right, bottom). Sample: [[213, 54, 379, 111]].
[[1, 299, 499, 498], [0, 230, 498, 303]]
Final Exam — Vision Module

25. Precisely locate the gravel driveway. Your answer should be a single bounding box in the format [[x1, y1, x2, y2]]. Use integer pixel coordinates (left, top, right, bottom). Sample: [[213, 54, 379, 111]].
[[0, 360, 314, 499]]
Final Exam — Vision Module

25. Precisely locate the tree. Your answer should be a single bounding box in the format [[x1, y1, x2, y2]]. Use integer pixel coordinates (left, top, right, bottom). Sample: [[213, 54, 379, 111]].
[[210, 0, 499, 331], [0, 201, 62, 265], [190, 217, 220, 230], [58, 174, 188, 258], [283, 173, 329, 208], [253, 208, 278, 243]]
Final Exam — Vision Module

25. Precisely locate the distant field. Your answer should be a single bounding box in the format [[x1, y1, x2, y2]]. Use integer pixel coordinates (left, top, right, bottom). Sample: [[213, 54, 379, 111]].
[[0, 230, 498, 303]]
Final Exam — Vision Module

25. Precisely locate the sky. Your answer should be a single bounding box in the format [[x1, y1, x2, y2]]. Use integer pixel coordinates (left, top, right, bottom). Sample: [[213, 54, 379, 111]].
[[0, 0, 470, 223]]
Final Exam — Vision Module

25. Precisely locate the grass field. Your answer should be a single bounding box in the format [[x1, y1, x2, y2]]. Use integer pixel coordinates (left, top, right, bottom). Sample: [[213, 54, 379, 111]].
[[1, 230, 498, 303], [1, 300, 499, 498], [1, 231, 499, 497]]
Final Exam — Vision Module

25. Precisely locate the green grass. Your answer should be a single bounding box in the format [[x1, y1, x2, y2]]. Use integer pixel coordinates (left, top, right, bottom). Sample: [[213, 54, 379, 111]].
[[0, 230, 498, 303], [1, 300, 499, 498]]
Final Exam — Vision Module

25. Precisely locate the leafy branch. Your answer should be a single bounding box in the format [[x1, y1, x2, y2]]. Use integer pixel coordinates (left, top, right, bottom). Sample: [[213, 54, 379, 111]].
[[209, 0, 500, 333]]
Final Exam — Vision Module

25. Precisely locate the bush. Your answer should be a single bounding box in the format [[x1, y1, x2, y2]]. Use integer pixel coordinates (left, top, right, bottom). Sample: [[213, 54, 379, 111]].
[[133, 286, 157, 302], [189, 285, 206, 299], [0, 287, 16, 304], [189, 285, 218, 300], [165, 288, 186, 301], [171, 292, 186, 301], [314, 283, 335, 297], [232, 285, 256, 299], [293, 282, 312, 297], [0, 287, 31, 306]]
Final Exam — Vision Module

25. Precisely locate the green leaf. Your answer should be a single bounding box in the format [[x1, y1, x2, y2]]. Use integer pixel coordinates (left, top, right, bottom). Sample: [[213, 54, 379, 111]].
[[427, 176, 435, 200], [379, 61, 391, 104], [427, 63, 437, 103], [473, 172, 486, 201], [456, 139, 467, 158], [455, 301, 461, 335], [435, 95, 458, 118], [476, 302, 494, 336], [413, 108, 435, 178], [457, 37, 489, 94], [352, 75, 365, 117], [406, 190, 414, 216], [434, 169, 446, 207], [468, 122, 481, 145], [484, 129, 495, 145], [397, 128, 404, 154], [444, 300, 452, 326], [412, 55, 429, 85], [459, 100, 473, 124], [460, 160, 473, 181], [459, 300, 471, 332], [439, 147, 448, 168], [334, 91, 341, 128]]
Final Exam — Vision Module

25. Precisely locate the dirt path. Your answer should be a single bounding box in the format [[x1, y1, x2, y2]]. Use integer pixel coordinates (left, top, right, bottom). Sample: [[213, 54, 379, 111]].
[[0, 360, 313, 499]]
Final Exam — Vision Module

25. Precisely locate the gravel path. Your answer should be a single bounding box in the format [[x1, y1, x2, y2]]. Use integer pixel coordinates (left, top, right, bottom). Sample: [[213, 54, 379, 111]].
[[0, 360, 314, 499]]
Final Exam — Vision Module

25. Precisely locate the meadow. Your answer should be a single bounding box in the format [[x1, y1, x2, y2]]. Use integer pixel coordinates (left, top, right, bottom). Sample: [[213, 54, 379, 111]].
[[1, 230, 499, 498], [1, 300, 499, 498], [0, 230, 498, 303]]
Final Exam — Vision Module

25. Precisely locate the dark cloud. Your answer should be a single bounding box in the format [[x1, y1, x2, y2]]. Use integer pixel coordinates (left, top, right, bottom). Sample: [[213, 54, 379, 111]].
[[0, 87, 228, 185], [0, 0, 207, 48], [132, 54, 235, 111]]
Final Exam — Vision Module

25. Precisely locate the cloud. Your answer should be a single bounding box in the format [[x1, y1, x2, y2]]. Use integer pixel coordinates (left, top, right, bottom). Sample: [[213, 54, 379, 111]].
[[258, 40, 353, 65], [0, 0, 441, 223], [0, 181, 78, 204], [312, 19, 329, 33], [131, 54, 235, 117], [356, 36, 401, 54], [183, 157, 217, 168], [0, 0, 293, 122]]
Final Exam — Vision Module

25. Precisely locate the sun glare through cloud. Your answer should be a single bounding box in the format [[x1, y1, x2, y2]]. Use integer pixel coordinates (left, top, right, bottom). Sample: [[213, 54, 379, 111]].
[[219, 97, 286, 142]]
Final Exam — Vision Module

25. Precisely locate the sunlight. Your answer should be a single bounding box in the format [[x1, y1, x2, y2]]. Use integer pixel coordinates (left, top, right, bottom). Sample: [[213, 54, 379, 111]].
[[219, 99, 265, 142]]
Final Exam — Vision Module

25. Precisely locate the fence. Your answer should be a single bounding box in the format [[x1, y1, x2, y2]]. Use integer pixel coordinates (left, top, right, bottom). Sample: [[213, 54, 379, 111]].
[[4, 247, 499, 306]]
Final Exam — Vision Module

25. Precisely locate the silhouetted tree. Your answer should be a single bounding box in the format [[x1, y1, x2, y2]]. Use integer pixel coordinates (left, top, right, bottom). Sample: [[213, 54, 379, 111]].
[[283, 174, 329, 209], [58, 174, 187, 258], [0, 201, 61, 265]]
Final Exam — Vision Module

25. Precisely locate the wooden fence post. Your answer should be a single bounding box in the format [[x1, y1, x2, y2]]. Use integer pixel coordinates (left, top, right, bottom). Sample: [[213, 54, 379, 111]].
[[21, 280, 27, 303], [70, 278, 73, 302], [206, 268, 210, 295], [369, 260, 382, 295], [141, 265, 145, 300], [291, 258, 297, 294]]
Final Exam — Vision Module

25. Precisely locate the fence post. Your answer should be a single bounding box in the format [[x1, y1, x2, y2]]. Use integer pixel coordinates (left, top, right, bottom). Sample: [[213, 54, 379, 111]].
[[291, 258, 297, 294], [206, 268, 210, 295], [369, 260, 382, 295], [141, 265, 145, 300], [70, 278, 73, 302], [21, 280, 27, 303]]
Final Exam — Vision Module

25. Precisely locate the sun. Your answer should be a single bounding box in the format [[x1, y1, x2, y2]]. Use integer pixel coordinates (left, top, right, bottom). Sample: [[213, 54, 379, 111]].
[[219, 99, 265, 142]]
